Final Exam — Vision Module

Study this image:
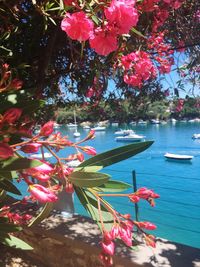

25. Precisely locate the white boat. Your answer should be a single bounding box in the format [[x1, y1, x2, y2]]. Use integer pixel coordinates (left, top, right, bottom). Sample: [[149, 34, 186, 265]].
[[129, 121, 136, 125], [171, 118, 177, 123], [72, 110, 80, 138], [151, 119, 160, 124], [164, 152, 193, 161], [116, 133, 145, 142], [138, 120, 147, 125], [83, 125, 90, 129], [91, 125, 106, 131], [114, 129, 135, 136], [192, 133, 200, 139], [31, 152, 52, 159]]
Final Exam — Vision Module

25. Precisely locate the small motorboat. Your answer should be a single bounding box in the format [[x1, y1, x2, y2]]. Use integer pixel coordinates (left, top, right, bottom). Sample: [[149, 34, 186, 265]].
[[114, 129, 135, 136], [151, 119, 160, 124], [192, 133, 200, 139], [91, 125, 106, 131], [83, 125, 90, 129], [67, 123, 77, 128], [116, 133, 145, 142], [138, 120, 147, 125], [164, 153, 193, 161]]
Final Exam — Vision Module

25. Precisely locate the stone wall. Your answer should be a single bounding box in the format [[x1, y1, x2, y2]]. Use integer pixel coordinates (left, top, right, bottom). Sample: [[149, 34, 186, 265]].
[[1, 213, 200, 267]]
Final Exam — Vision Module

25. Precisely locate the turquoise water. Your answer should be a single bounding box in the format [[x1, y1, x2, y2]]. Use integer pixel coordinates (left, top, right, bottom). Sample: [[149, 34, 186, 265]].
[[65, 122, 200, 249], [17, 122, 200, 248]]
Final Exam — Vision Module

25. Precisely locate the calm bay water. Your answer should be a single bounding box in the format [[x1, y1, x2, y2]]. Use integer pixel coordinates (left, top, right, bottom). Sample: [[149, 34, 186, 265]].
[[17, 122, 200, 248], [64, 122, 200, 249]]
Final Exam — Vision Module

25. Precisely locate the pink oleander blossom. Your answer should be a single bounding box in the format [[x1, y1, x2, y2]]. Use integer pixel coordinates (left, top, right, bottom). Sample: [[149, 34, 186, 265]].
[[89, 26, 118, 56], [81, 146, 97, 156], [21, 143, 41, 153], [0, 143, 14, 159], [24, 161, 53, 182], [39, 121, 54, 136], [137, 221, 157, 230], [61, 11, 94, 42], [28, 184, 58, 203], [105, 0, 138, 34], [101, 240, 115, 256]]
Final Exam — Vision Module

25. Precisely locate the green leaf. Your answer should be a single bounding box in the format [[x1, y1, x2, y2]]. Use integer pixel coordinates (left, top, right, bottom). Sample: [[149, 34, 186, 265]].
[[97, 180, 132, 192], [28, 202, 54, 227], [3, 235, 33, 250], [70, 171, 110, 187], [0, 178, 21, 195], [79, 141, 153, 168], [0, 222, 21, 233], [0, 157, 42, 171], [131, 27, 146, 38], [75, 187, 113, 231], [74, 166, 102, 172], [0, 171, 13, 180]]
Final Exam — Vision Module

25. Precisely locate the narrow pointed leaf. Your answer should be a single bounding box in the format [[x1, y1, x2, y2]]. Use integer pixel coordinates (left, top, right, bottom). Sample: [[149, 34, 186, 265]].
[[0, 178, 21, 195], [79, 141, 153, 168], [97, 180, 132, 192], [3, 235, 33, 250], [74, 166, 102, 172], [28, 202, 54, 227], [70, 171, 110, 187], [0, 157, 42, 171]]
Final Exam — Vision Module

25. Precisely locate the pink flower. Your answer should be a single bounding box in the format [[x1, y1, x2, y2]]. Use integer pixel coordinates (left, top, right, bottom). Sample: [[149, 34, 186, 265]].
[[10, 78, 23, 90], [61, 11, 94, 42], [99, 253, 113, 267], [24, 161, 53, 182], [65, 183, 74, 193], [128, 194, 140, 203], [28, 184, 58, 203], [81, 146, 97, 156], [77, 152, 84, 162], [0, 143, 14, 159], [39, 121, 54, 136], [3, 108, 22, 124], [105, 0, 138, 34], [119, 222, 133, 246], [101, 240, 115, 256], [21, 143, 41, 153], [89, 26, 118, 56], [136, 187, 160, 199], [137, 221, 157, 230]]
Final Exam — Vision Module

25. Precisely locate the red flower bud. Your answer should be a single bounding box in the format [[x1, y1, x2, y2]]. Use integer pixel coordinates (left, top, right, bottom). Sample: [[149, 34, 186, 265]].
[[3, 108, 22, 124], [0, 143, 14, 159], [21, 143, 41, 153], [77, 152, 84, 162], [39, 121, 54, 136]]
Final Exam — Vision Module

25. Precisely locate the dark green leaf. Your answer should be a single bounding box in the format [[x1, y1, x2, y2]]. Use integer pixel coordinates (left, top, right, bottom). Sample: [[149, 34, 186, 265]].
[[28, 202, 54, 227], [131, 27, 146, 38], [0, 222, 21, 233], [70, 171, 110, 187], [97, 180, 132, 192], [0, 157, 42, 171], [0, 179, 21, 195], [3, 235, 33, 250], [79, 141, 153, 168]]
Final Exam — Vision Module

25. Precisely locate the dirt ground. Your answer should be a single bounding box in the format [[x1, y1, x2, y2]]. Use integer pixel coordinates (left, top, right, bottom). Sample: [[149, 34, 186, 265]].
[[0, 245, 47, 267]]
